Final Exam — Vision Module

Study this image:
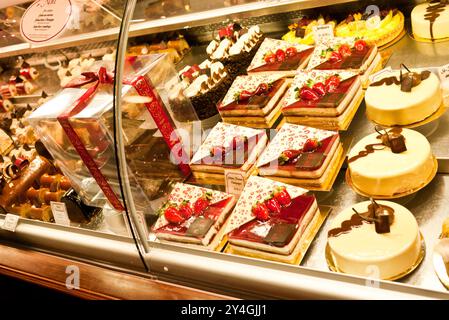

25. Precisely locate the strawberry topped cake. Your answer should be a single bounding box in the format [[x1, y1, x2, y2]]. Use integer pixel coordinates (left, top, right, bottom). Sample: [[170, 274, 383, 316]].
[[190, 123, 267, 185], [153, 183, 236, 250], [307, 37, 381, 86], [247, 38, 314, 76], [224, 176, 322, 264], [257, 123, 343, 190], [218, 74, 289, 128], [281, 70, 363, 130]]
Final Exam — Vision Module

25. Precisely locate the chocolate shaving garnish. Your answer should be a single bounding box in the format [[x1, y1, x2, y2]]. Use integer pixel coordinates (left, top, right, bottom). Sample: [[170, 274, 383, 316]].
[[41, 91, 48, 99], [26, 103, 32, 111], [23, 143, 30, 151], [65, 70, 72, 77]]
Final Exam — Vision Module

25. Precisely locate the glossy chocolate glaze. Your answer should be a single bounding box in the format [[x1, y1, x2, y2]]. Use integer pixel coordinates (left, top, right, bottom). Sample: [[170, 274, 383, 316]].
[[328, 203, 394, 237]]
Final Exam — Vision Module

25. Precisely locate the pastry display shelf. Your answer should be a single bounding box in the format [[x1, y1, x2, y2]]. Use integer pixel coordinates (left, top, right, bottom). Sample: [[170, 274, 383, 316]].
[[0, 0, 359, 60]]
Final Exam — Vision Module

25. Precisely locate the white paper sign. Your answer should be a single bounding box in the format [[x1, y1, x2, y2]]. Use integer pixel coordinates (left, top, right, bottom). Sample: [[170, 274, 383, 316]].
[[368, 67, 393, 83], [2, 214, 19, 232], [224, 170, 246, 196], [312, 24, 334, 44], [50, 201, 71, 226], [20, 0, 72, 44]]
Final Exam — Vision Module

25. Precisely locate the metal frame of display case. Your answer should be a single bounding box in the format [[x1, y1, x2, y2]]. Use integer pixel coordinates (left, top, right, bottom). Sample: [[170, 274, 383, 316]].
[[2, 0, 449, 299]]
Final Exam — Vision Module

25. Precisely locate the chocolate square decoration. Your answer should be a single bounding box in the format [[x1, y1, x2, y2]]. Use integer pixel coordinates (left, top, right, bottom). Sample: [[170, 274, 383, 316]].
[[389, 134, 407, 153], [263, 223, 297, 247], [295, 152, 325, 171], [186, 217, 215, 238]]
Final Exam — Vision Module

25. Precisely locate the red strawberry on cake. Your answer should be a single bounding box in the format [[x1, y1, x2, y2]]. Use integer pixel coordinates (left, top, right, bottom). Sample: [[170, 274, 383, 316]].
[[256, 123, 344, 191], [281, 70, 363, 130], [190, 123, 267, 185], [224, 176, 324, 264], [247, 38, 314, 76], [153, 183, 236, 250]]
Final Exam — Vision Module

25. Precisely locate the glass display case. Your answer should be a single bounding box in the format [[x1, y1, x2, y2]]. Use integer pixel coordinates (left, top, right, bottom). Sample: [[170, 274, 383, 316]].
[[2, 0, 449, 299]]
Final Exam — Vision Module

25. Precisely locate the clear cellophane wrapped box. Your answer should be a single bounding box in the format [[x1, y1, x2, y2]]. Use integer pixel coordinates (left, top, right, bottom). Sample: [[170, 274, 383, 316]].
[[28, 54, 199, 224]]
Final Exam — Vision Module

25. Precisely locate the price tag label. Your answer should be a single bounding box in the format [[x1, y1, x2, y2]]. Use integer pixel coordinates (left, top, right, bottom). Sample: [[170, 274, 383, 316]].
[[2, 214, 19, 232], [312, 24, 334, 44], [20, 0, 72, 44], [50, 201, 70, 226], [438, 63, 449, 82], [224, 170, 247, 197], [369, 67, 393, 83]]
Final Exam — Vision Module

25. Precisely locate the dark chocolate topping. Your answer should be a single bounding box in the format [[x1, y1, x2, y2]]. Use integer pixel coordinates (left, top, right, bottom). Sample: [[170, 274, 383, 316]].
[[328, 201, 395, 237], [370, 65, 431, 92], [424, 1, 448, 41]]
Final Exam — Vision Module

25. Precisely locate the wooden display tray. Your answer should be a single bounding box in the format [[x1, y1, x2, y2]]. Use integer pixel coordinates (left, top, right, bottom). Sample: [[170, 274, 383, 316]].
[[325, 232, 426, 281], [345, 156, 438, 199], [224, 205, 332, 265]]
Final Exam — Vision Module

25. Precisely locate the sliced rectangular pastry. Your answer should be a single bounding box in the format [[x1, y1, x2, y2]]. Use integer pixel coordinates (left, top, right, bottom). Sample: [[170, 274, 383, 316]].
[[217, 74, 289, 128], [190, 122, 267, 185], [306, 37, 382, 86], [256, 123, 344, 190], [152, 183, 236, 251], [224, 176, 321, 264], [281, 70, 363, 130], [247, 38, 314, 77]]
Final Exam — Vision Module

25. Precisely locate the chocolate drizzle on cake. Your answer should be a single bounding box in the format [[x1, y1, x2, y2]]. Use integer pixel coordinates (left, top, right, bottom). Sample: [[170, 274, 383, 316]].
[[424, 1, 448, 41], [348, 127, 407, 163], [328, 200, 395, 237], [370, 64, 431, 92]]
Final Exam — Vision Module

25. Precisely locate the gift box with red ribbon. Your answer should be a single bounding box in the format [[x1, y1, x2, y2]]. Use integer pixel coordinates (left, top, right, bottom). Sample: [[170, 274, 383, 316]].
[[28, 54, 198, 214]]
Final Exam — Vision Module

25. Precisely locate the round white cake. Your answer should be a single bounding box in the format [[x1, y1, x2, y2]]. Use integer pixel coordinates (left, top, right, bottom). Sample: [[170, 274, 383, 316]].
[[328, 201, 421, 280], [365, 70, 442, 126], [412, 2, 449, 40], [347, 128, 435, 196]]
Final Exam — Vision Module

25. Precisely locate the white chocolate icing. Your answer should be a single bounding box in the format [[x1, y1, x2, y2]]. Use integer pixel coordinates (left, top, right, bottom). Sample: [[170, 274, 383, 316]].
[[211, 38, 232, 60], [348, 129, 435, 196], [328, 200, 421, 280], [206, 40, 219, 55], [365, 70, 442, 126]]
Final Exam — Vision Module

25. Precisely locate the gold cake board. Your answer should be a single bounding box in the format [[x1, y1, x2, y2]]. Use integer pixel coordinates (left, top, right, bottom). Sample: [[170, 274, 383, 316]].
[[284, 87, 364, 131], [409, 30, 449, 43], [377, 27, 406, 51], [345, 156, 438, 199], [224, 205, 332, 265], [260, 143, 346, 192], [367, 102, 448, 129], [325, 232, 426, 281]]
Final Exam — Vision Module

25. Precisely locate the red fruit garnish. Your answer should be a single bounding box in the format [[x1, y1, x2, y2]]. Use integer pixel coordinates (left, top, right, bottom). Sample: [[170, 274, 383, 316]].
[[328, 51, 342, 63], [285, 47, 298, 57], [164, 206, 185, 224], [273, 186, 292, 207], [265, 196, 281, 214], [239, 90, 253, 102], [264, 53, 276, 64], [252, 202, 270, 221], [338, 44, 352, 57], [254, 83, 269, 95], [312, 82, 326, 96], [278, 149, 301, 165], [324, 75, 341, 93], [303, 138, 322, 152], [178, 200, 193, 219], [276, 49, 286, 62], [354, 39, 367, 51], [193, 191, 213, 215], [300, 86, 320, 101]]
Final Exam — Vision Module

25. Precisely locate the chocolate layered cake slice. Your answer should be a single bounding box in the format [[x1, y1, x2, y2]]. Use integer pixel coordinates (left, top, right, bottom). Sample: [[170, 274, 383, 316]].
[[247, 38, 314, 77], [223, 176, 321, 264], [256, 123, 344, 190], [190, 123, 267, 185], [153, 183, 236, 250], [307, 37, 382, 85]]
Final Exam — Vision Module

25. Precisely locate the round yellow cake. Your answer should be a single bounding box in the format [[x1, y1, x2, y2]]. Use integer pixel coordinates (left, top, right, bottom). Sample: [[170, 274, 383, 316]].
[[365, 70, 442, 126], [328, 200, 421, 280], [347, 128, 435, 197]]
